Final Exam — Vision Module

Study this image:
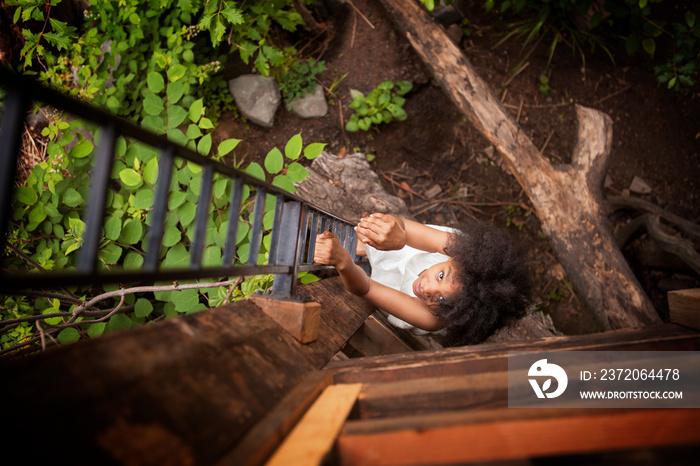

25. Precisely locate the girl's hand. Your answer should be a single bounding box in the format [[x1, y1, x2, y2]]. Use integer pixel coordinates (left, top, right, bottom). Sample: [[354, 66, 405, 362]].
[[313, 230, 350, 267], [356, 213, 406, 251]]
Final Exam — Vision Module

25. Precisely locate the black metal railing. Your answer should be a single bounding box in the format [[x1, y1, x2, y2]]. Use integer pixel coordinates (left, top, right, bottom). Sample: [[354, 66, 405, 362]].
[[0, 67, 364, 298]]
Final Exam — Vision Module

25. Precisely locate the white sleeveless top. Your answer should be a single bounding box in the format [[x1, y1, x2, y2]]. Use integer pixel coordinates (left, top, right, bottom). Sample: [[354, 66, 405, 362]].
[[363, 225, 455, 333]]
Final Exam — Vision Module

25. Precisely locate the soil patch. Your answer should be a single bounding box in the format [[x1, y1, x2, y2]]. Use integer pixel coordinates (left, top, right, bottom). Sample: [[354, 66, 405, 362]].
[[217, 0, 700, 335]]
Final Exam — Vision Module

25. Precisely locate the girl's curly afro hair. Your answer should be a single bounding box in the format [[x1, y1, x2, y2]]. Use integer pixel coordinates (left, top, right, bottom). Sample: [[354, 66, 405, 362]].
[[438, 221, 531, 347]]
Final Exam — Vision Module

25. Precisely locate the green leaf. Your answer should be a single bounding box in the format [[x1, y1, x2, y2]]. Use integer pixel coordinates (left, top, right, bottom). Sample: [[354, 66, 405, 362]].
[[167, 80, 187, 104], [124, 250, 143, 269], [163, 243, 190, 268], [642, 38, 655, 56], [189, 98, 204, 123], [168, 64, 187, 82], [177, 202, 197, 227], [197, 133, 212, 155], [142, 158, 159, 185], [144, 94, 164, 116], [167, 105, 189, 129], [199, 117, 214, 129], [163, 226, 182, 247], [286, 162, 309, 182], [186, 124, 202, 140], [119, 218, 144, 245], [171, 289, 199, 312], [134, 298, 154, 318], [57, 327, 80, 344], [63, 188, 83, 207], [119, 168, 142, 187], [169, 191, 187, 210], [303, 142, 326, 160], [147, 71, 165, 93], [107, 313, 131, 331], [133, 188, 154, 209], [70, 139, 94, 159], [218, 138, 240, 156], [265, 147, 284, 174], [100, 243, 122, 264], [246, 162, 265, 180], [104, 215, 122, 240], [345, 119, 359, 132], [202, 245, 222, 267], [87, 322, 106, 339], [15, 186, 38, 205], [285, 133, 303, 160], [28, 203, 47, 225], [272, 174, 296, 192]]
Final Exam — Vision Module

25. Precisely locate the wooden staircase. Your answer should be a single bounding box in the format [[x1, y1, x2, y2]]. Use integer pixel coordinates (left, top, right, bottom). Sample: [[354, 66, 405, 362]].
[[1, 278, 699, 465]]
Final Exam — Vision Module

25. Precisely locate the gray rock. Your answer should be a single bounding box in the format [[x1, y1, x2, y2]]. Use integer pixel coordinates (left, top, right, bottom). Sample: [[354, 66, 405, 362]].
[[228, 74, 281, 128], [629, 176, 652, 194], [289, 84, 328, 119]]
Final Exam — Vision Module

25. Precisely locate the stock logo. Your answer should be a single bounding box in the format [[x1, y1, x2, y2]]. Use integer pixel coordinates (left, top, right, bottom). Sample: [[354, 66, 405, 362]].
[[528, 359, 568, 399]]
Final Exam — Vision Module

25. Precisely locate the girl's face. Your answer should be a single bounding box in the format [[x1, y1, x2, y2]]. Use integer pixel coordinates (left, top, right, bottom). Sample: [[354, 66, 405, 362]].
[[412, 259, 460, 308]]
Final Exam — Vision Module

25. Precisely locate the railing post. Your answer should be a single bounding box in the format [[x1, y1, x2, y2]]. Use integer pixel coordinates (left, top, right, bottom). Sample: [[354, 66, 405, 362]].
[[79, 121, 117, 273], [0, 84, 30, 250], [271, 200, 303, 298]]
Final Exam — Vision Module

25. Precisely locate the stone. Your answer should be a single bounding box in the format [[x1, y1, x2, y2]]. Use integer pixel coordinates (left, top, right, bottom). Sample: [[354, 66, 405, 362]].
[[629, 176, 652, 194], [425, 184, 443, 199], [289, 84, 328, 119], [228, 74, 281, 128], [604, 174, 614, 189]]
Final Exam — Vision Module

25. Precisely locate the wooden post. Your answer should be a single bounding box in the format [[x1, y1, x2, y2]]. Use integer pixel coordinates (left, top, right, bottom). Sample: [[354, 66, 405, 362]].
[[376, 0, 660, 330], [265, 383, 363, 466]]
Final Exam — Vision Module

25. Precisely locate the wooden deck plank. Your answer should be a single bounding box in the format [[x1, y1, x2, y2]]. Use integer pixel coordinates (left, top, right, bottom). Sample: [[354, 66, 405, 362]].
[[329, 324, 700, 384], [338, 408, 700, 465], [346, 315, 414, 357]]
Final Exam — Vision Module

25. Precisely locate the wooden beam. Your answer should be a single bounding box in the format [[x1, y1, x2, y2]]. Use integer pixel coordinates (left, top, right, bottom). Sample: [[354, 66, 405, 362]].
[[357, 372, 508, 419], [376, 0, 659, 329], [346, 315, 414, 357], [329, 324, 700, 384], [338, 408, 700, 465], [669, 289, 700, 330], [266, 383, 363, 466], [250, 296, 320, 344]]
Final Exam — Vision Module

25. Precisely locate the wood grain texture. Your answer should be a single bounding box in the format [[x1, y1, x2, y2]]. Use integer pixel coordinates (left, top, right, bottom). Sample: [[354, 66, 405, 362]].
[[669, 289, 700, 330], [338, 408, 700, 465], [250, 296, 321, 343], [266, 383, 363, 466]]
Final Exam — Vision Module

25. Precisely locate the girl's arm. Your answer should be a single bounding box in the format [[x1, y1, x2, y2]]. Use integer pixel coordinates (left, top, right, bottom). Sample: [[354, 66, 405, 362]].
[[313, 231, 441, 331], [356, 213, 453, 254]]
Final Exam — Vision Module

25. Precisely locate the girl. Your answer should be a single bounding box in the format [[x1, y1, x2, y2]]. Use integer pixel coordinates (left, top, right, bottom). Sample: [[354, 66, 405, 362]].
[[313, 213, 530, 346]]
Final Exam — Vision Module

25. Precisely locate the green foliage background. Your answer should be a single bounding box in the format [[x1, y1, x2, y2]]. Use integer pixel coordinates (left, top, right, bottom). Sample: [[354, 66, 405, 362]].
[[1, 0, 326, 354]]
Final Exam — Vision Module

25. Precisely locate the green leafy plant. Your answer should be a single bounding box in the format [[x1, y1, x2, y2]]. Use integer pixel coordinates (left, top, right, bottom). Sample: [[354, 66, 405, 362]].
[[345, 80, 413, 132], [3, 0, 328, 355], [277, 57, 326, 109], [2, 123, 325, 354]]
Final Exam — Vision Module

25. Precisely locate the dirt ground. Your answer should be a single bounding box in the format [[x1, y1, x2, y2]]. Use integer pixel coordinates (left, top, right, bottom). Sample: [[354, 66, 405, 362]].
[[216, 0, 700, 335]]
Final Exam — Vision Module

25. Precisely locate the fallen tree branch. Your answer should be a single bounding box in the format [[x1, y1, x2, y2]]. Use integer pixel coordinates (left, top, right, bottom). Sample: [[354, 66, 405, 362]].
[[616, 214, 700, 276], [377, 0, 659, 328]]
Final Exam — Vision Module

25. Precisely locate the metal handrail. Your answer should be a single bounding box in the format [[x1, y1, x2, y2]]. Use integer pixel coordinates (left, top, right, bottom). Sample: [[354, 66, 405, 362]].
[[0, 67, 364, 298]]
